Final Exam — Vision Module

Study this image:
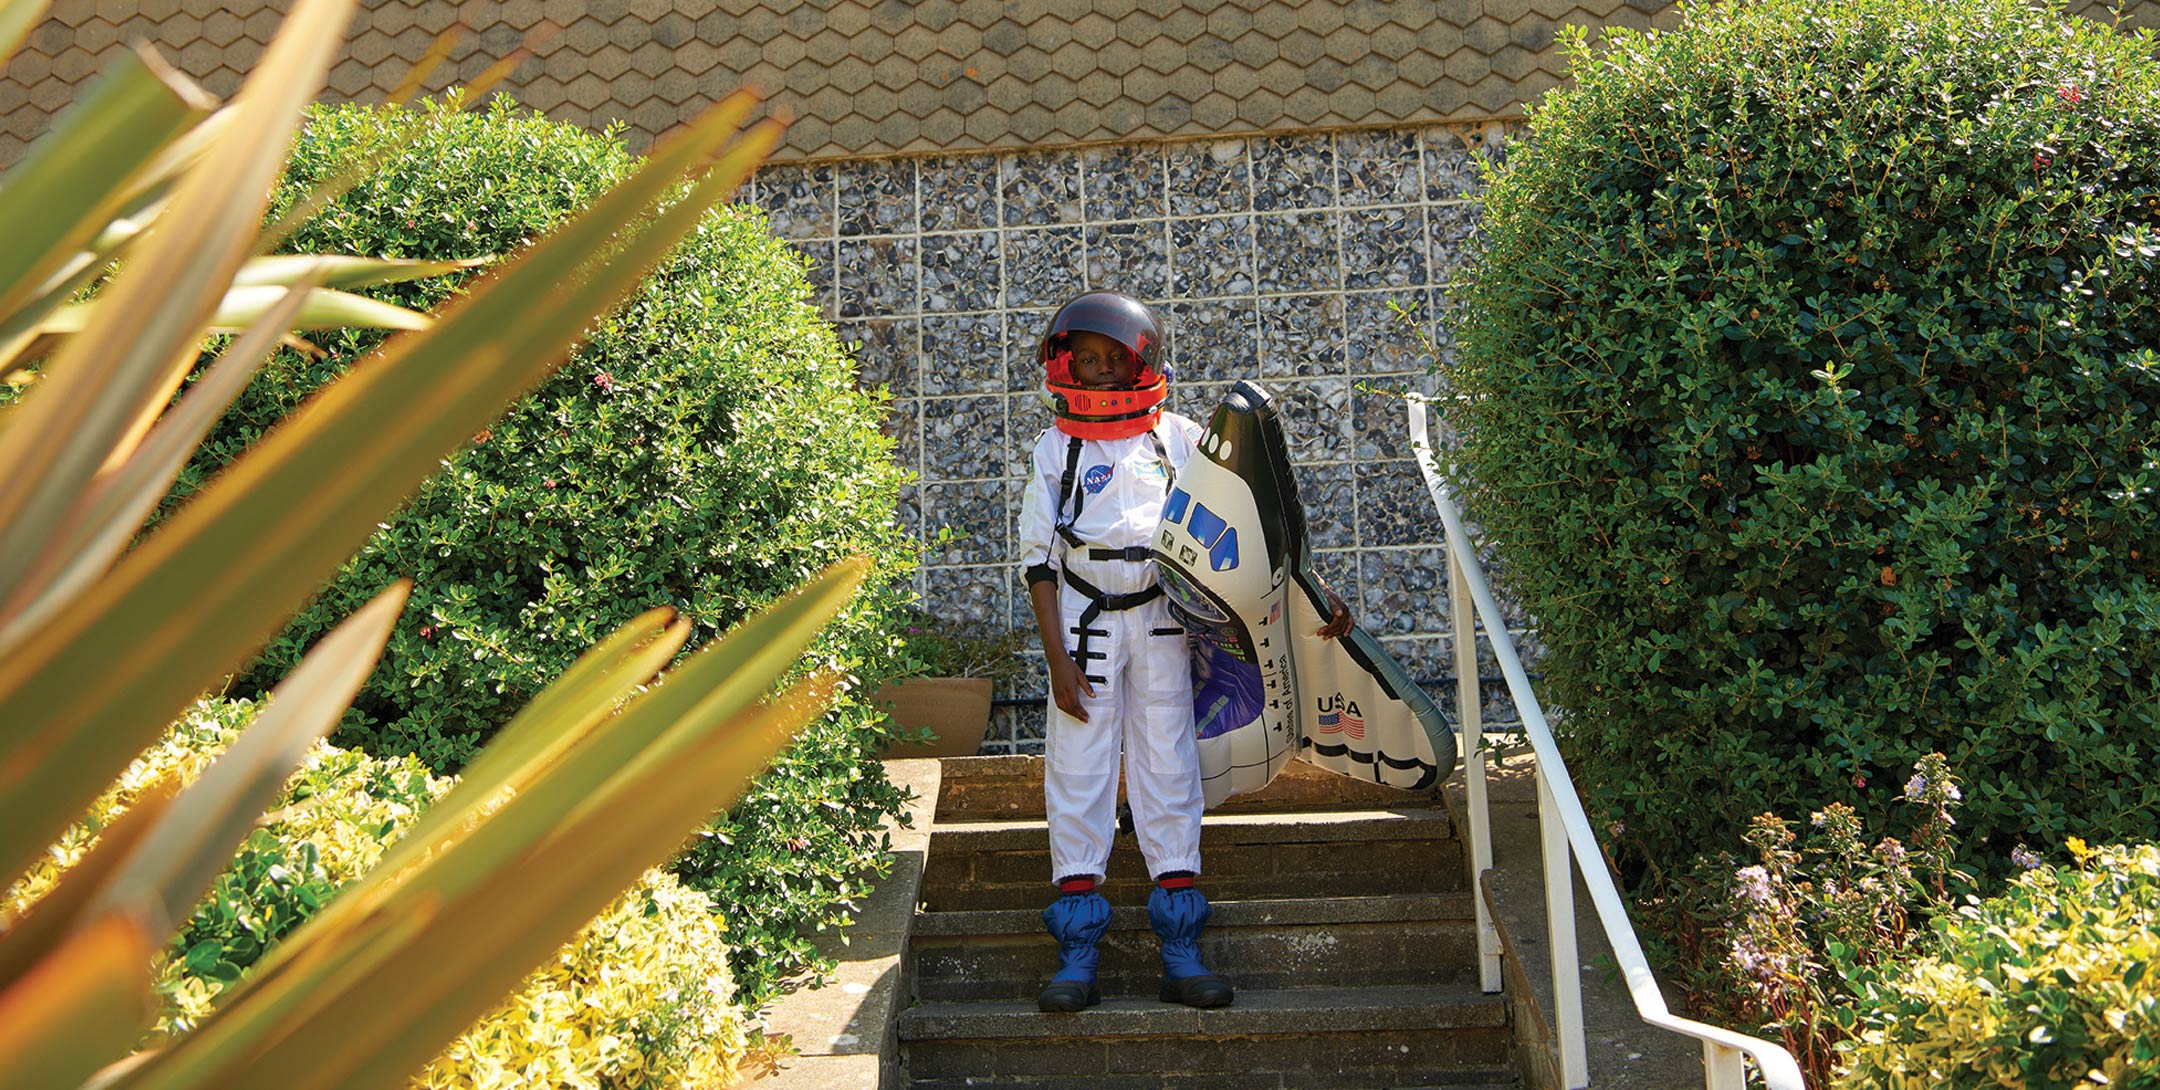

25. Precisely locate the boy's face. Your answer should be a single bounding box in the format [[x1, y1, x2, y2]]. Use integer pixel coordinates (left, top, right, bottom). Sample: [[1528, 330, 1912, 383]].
[[1065, 330, 1139, 389]]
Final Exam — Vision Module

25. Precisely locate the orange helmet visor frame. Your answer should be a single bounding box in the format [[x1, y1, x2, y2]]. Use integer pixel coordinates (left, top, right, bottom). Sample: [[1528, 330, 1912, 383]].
[[1047, 374, 1168, 439]]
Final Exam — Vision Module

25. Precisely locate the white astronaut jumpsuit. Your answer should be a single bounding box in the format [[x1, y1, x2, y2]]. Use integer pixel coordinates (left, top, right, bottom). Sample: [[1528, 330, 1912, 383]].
[[1019, 414, 1206, 884]]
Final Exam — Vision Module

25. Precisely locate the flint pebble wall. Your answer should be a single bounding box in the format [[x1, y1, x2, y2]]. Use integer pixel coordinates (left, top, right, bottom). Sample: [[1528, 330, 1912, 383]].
[[742, 121, 1533, 753]]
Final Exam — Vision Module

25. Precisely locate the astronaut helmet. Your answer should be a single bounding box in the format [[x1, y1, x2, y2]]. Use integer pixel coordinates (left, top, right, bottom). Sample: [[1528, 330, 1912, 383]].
[[1038, 291, 1170, 439]]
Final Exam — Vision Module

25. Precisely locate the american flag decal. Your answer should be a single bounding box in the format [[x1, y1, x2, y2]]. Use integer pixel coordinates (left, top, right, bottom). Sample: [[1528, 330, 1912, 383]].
[[1340, 708, 1365, 740], [1316, 709, 1342, 733]]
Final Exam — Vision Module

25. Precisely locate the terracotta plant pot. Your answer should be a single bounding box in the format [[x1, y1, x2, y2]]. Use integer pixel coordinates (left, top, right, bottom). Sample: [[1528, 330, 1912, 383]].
[[874, 676, 995, 758]]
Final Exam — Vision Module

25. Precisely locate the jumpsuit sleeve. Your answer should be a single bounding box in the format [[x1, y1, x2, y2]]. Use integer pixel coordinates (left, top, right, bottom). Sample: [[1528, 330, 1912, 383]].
[[1016, 429, 1064, 586], [1169, 413, 1204, 471]]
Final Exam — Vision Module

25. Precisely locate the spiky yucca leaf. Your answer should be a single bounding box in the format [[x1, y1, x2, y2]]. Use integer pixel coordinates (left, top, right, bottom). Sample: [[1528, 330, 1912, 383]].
[[0, 583, 407, 1090], [0, 0, 829, 1086], [0, 11, 779, 890], [110, 561, 866, 1090]]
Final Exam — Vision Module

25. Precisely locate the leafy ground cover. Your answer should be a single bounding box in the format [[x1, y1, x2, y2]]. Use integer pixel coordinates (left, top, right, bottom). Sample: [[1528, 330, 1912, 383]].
[[7, 700, 751, 1088]]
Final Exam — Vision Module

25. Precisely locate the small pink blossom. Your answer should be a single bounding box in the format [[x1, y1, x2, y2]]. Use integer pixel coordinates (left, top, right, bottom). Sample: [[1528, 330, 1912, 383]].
[[1852, 773, 1867, 789], [594, 371, 616, 392], [2033, 153, 2052, 170], [2056, 85, 2085, 103], [543, 478, 557, 489]]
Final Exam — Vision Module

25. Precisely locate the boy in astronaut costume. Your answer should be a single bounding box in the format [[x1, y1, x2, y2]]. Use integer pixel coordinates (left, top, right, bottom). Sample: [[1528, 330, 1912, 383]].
[[1018, 290, 1229, 1013]]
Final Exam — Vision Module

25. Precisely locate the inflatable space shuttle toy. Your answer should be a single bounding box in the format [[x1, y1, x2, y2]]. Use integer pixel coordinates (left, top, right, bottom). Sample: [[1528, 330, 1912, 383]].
[[1155, 380, 1459, 807]]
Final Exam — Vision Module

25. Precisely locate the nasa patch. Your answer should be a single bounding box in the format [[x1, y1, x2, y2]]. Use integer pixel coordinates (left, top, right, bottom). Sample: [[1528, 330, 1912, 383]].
[[1083, 464, 1114, 493]]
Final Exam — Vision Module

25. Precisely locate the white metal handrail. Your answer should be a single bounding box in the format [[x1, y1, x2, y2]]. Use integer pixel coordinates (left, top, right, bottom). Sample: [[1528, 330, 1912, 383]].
[[1406, 395, 1805, 1090]]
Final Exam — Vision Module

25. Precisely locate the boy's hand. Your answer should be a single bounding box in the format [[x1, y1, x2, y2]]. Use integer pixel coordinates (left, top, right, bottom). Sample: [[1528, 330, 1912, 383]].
[[1317, 587, 1353, 640], [1049, 650, 1095, 721]]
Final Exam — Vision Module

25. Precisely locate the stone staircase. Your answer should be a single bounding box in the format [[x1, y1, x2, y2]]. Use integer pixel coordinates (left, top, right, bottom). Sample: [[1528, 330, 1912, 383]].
[[896, 756, 1520, 1090]]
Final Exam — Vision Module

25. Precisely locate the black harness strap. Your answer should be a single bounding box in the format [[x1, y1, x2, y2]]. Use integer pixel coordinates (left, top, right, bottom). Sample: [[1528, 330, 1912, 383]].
[[1087, 545, 1156, 562], [1061, 568, 1164, 676], [1054, 434, 1085, 548], [1052, 425, 1176, 550], [1047, 423, 1183, 670]]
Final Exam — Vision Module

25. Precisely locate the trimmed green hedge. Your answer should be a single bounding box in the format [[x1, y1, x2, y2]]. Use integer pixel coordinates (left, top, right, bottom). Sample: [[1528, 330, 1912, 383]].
[[1443, 0, 2160, 880], [171, 96, 918, 1006]]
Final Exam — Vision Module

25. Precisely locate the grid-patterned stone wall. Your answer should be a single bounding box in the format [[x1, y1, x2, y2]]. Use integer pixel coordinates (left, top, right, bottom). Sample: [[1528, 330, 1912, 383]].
[[739, 121, 1527, 750]]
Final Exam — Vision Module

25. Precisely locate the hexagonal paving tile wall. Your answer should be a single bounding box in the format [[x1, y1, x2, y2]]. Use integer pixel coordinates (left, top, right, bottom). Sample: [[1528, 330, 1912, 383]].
[[0, 0, 1688, 161]]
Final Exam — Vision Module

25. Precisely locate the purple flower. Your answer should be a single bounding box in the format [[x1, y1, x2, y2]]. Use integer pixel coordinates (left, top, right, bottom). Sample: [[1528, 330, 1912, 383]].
[[2012, 845, 2042, 870], [1731, 936, 1767, 975], [1904, 774, 1927, 799], [1735, 865, 1774, 906]]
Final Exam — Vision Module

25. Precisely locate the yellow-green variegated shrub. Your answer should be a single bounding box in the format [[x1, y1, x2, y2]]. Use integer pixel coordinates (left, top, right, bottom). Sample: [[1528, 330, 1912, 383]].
[[419, 877, 744, 1090], [4, 700, 749, 1087], [1835, 843, 2160, 1089]]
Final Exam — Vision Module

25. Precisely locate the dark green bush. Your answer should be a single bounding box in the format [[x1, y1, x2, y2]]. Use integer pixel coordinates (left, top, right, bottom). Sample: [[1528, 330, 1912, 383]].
[[1443, 0, 2160, 883], [171, 96, 919, 1006]]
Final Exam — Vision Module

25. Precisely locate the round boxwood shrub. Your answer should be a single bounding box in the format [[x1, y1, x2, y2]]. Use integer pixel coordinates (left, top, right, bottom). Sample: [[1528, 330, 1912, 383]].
[[166, 96, 919, 1005], [184, 95, 915, 773], [1443, 0, 2160, 882], [1835, 842, 2160, 1089]]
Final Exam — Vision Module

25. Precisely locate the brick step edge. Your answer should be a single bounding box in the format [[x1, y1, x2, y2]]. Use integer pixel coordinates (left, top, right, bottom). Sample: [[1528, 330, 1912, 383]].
[[912, 892, 1478, 937], [898, 983, 1508, 1042], [929, 807, 1455, 851]]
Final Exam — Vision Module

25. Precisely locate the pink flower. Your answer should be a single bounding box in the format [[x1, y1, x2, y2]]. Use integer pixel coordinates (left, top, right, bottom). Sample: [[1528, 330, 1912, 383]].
[[419, 625, 437, 639], [1852, 773, 1867, 789], [2057, 85, 2085, 103], [593, 371, 616, 392], [2033, 153, 2051, 170], [543, 478, 557, 489]]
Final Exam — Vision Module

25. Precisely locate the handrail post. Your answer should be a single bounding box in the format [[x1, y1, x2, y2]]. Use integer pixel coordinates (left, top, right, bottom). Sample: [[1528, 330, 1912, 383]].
[[1705, 1042, 1746, 1089], [1407, 393, 1806, 1090], [1449, 547, 1501, 993], [1540, 773, 1589, 1089]]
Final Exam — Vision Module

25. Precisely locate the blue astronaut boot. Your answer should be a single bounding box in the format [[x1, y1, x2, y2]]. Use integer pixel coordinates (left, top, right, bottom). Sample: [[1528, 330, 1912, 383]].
[[1037, 877, 1111, 1012], [1150, 873, 1234, 1008]]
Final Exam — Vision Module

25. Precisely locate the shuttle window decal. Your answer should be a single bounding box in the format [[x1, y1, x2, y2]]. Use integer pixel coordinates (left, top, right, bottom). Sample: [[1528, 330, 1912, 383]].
[[1184, 503, 1241, 572], [1162, 486, 1191, 525]]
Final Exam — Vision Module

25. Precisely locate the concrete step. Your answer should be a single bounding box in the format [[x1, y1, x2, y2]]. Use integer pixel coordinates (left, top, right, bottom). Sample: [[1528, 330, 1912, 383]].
[[900, 983, 1515, 1090], [935, 755, 1447, 823], [923, 808, 1465, 911], [912, 893, 1481, 1001]]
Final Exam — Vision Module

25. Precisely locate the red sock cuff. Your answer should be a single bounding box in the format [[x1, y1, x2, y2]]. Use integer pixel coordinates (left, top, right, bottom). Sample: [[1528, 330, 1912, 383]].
[[1058, 877, 1097, 894], [1156, 875, 1196, 890]]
